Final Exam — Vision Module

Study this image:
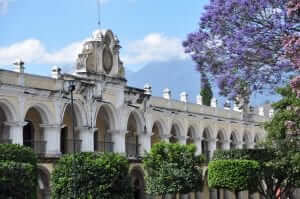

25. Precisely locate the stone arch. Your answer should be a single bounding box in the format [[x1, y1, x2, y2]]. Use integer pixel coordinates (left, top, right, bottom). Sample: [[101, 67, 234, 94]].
[[24, 103, 53, 125], [93, 103, 117, 130], [94, 104, 116, 152], [126, 111, 144, 157], [254, 133, 261, 147], [242, 131, 251, 149], [216, 129, 226, 150], [37, 166, 51, 199], [202, 127, 212, 161], [170, 123, 181, 143], [130, 166, 145, 199], [151, 120, 164, 146], [0, 100, 17, 143], [230, 131, 238, 149], [61, 102, 87, 127], [23, 105, 52, 155], [187, 126, 196, 145], [60, 102, 87, 154]]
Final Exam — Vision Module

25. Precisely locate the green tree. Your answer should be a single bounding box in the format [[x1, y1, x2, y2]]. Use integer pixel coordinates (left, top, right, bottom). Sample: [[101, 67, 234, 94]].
[[212, 148, 300, 199], [0, 144, 38, 199], [208, 159, 260, 199], [51, 152, 133, 199], [143, 142, 203, 199], [200, 73, 213, 106]]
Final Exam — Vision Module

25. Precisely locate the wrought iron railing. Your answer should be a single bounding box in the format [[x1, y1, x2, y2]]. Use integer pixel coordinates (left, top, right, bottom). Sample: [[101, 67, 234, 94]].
[[126, 142, 140, 158], [23, 140, 46, 155], [95, 141, 114, 153], [0, 139, 12, 144]]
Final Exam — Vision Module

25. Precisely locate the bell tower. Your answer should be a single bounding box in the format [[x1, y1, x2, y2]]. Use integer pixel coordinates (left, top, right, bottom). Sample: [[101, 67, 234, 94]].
[[75, 30, 125, 79]]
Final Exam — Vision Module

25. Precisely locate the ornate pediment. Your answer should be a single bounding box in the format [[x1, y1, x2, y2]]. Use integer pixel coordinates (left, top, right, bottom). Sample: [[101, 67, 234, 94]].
[[75, 29, 125, 79]]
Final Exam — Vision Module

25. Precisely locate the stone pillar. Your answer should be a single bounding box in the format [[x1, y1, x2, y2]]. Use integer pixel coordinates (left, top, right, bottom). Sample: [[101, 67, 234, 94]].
[[208, 138, 217, 159], [196, 95, 203, 105], [236, 141, 243, 149], [177, 136, 186, 144], [222, 140, 230, 150], [77, 126, 95, 152], [5, 121, 27, 145], [180, 92, 188, 103], [40, 124, 62, 157], [139, 132, 152, 155], [194, 137, 202, 155], [110, 130, 126, 154], [248, 142, 256, 149]]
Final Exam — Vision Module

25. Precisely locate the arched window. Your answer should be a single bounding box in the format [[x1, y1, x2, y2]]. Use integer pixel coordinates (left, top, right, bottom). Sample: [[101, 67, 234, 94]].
[[170, 124, 180, 143], [126, 112, 141, 158], [151, 122, 162, 147], [202, 128, 210, 162]]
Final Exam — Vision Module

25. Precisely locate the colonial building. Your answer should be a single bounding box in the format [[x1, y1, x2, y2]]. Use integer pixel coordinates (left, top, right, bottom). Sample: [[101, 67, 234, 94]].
[[0, 30, 270, 199]]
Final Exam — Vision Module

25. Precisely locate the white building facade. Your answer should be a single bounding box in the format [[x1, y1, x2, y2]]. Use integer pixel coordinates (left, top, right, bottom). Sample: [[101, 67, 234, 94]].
[[0, 30, 270, 199]]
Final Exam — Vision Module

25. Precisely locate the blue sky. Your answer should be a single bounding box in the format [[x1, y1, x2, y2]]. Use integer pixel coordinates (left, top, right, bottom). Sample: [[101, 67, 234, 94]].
[[0, 0, 208, 75]]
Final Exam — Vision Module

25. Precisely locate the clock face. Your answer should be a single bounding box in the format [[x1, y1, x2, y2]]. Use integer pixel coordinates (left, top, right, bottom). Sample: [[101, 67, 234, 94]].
[[103, 47, 113, 74]]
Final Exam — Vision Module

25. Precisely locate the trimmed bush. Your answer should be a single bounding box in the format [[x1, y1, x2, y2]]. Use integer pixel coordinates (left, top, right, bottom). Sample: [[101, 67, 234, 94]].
[[213, 148, 274, 163], [0, 144, 37, 165], [0, 161, 36, 199], [143, 142, 203, 198], [0, 144, 38, 199], [208, 160, 260, 193], [51, 152, 133, 199]]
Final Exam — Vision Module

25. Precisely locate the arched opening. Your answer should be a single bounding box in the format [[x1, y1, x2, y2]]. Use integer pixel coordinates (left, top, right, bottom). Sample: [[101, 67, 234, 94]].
[[170, 124, 180, 143], [254, 134, 260, 148], [23, 107, 46, 155], [131, 167, 145, 199], [126, 112, 141, 158], [95, 106, 114, 152], [230, 132, 238, 149], [243, 133, 250, 149], [61, 104, 81, 154], [0, 105, 11, 144], [37, 167, 50, 199], [216, 130, 225, 150], [187, 126, 196, 145], [202, 128, 210, 162], [151, 122, 162, 147]]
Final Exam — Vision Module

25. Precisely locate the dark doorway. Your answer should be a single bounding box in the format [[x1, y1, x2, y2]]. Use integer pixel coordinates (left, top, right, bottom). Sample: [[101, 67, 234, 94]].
[[23, 121, 34, 148], [60, 127, 68, 154]]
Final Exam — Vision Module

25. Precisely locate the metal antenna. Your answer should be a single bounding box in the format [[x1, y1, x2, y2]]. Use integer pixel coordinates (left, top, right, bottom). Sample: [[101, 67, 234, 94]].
[[97, 0, 102, 29]]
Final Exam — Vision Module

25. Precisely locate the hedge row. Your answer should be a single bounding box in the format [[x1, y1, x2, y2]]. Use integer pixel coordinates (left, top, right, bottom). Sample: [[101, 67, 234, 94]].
[[212, 149, 274, 162], [208, 159, 260, 192]]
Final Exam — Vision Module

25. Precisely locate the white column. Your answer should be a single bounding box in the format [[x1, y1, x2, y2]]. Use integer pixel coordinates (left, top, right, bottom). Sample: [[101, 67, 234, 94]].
[[194, 137, 202, 155], [139, 132, 151, 155], [40, 124, 62, 157], [248, 142, 256, 149], [5, 121, 27, 145], [208, 138, 217, 159], [236, 141, 243, 149], [110, 130, 126, 154], [223, 140, 230, 150], [177, 136, 186, 144], [77, 126, 95, 152]]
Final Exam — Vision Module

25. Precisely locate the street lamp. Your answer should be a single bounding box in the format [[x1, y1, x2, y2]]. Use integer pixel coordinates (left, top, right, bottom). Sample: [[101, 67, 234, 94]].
[[63, 80, 78, 198]]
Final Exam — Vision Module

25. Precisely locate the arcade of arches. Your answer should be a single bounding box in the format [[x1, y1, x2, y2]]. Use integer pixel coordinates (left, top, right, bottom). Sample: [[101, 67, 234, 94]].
[[0, 29, 267, 199]]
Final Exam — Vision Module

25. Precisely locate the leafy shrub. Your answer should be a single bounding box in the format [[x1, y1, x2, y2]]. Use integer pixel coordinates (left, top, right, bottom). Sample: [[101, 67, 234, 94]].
[[208, 160, 260, 192], [0, 161, 37, 199], [51, 152, 133, 199], [0, 144, 38, 199], [143, 142, 203, 197]]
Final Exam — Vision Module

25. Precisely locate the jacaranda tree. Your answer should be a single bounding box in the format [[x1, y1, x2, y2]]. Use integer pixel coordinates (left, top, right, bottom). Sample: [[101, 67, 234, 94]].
[[183, 0, 298, 103]]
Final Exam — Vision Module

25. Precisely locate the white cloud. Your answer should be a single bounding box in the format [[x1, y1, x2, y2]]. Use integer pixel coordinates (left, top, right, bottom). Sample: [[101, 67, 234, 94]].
[[0, 32, 188, 70], [0, 39, 85, 66], [0, 0, 11, 15], [122, 33, 188, 66]]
